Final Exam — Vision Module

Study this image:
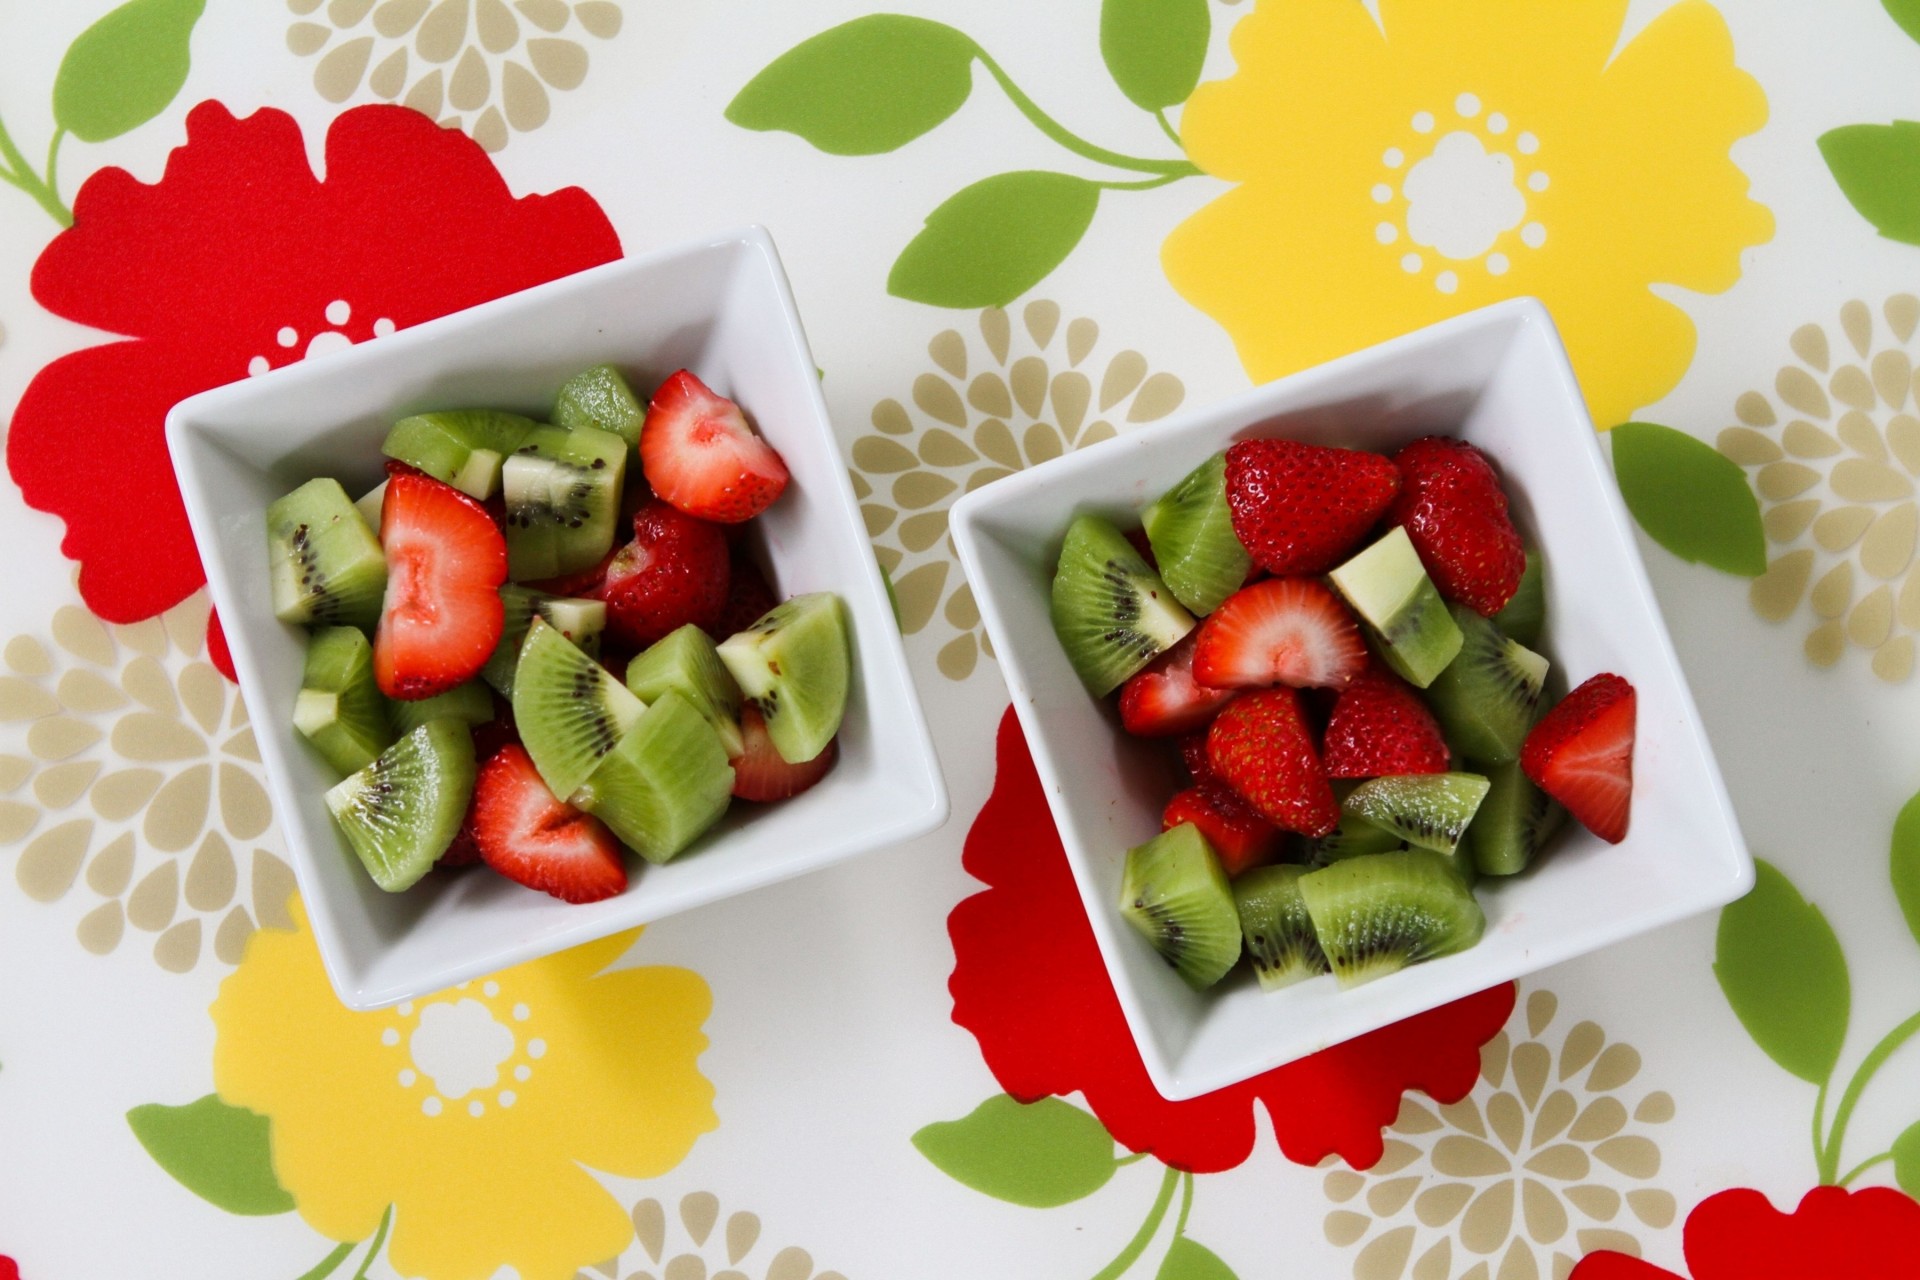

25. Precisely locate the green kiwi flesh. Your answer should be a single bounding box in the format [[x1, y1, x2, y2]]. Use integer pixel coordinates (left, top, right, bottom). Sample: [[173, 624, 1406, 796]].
[[266, 477, 387, 630], [569, 690, 734, 864], [1051, 514, 1195, 696], [1233, 864, 1330, 990], [1344, 772, 1491, 861], [1422, 605, 1548, 764], [627, 624, 745, 757], [1329, 527, 1462, 688], [1468, 759, 1565, 876], [1119, 823, 1241, 990], [1299, 848, 1485, 988], [481, 585, 551, 697], [354, 481, 387, 532], [501, 424, 627, 580], [717, 592, 849, 764], [511, 617, 645, 798], [388, 680, 494, 736], [1296, 813, 1405, 867], [534, 597, 606, 658], [1142, 451, 1251, 616], [324, 719, 475, 892], [553, 365, 646, 448], [293, 626, 393, 776], [1493, 547, 1546, 646], [381, 410, 536, 500]]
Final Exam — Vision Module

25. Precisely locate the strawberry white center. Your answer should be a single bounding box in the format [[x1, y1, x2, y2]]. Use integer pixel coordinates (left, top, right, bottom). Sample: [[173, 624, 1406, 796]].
[[383, 986, 542, 1118]]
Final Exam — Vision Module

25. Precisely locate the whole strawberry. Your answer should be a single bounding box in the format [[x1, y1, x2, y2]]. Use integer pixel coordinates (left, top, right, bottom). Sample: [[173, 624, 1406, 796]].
[[1322, 662, 1450, 778], [1224, 440, 1401, 575], [1388, 437, 1524, 616], [1205, 688, 1340, 837], [601, 499, 730, 649]]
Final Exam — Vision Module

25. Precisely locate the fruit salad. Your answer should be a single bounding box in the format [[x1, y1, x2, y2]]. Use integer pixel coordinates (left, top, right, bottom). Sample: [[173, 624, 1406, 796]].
[[268, 365, 853, 904], [1048, 436, 1637, 992]]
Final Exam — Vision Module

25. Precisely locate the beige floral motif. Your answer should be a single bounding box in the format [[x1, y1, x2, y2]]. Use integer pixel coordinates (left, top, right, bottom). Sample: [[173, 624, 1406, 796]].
[[1719, 295, 1920, 682], [575, 1190, 846, 1280], [1322, 989, 1674, 1280], [853, 300, 1186, 680], [285, 0, 621, 152], [0, 590, 295, 973]]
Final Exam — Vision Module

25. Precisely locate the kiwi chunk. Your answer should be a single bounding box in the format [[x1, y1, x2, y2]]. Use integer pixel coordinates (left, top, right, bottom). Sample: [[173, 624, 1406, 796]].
[[481, 585, 550, 697], [717, 592, 850, 764], [1142, 452, 1251, 616], [1296, 813, 1405, 867], [501, 424, 627, 581], [627, 624, 745, 757], [354, 481, 388, 533], [511, 617, 645, 799], [1494, 547, 1546, 647], [553, 365, 646, 448], [1344, 773, 1491, 861], [1233, 864, 1330, 990], [535, 597, 605, 657], [1051, 514, 1195, 696], [1329, 527, 1462, 688], [1119, 823, 1242, 990], [266, 478, 387, 630], [324, 719, 475, 892], [1299, 848, 1485, 988], [293, 627, 393, 776], [388, 680, 493, 736], [1468, 759, 1565, 876], [569, 690, 735, 864], [382, 410, 536, 500], [1423, 606, 1549, 763]]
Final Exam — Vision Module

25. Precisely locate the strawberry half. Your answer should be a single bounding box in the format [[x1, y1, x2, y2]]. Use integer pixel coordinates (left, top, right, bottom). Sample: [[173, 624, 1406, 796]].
[[1388, 436, 1525, 616], [1191, 578, 1366, 690], [1205, 688, 1340, 837], [374, 470, 508, 700], [1521, 673, 1636, 844], [1323, 662, 1450, 778], [731, 704, 837, 801], [602, 499, 731, 649], [1224, 439, 1401, 574], [472, 745, 628, 902], [641, 370, 789, 523], [1119, 632, 1236, 736], [1163, 783, 1283, 877]]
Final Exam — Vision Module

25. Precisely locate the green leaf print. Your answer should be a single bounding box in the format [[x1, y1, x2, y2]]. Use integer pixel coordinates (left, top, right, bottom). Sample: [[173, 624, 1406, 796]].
[[890, 171, 1101, 307], [1157, 1237, 1239, 1280], [1819, 123, 1920, 246], [126, 1093, 294, 1216], [1883, 0, 1920, 45], [1891, 786, 1920, 950], [725, 15, 979, 156], [1893, 1119, 1920, 1196], [52, 0, 205, 143], [1100, 0, 1211, 113], [1713, 860, 1850, 1086], [911, 1094, 1122, 1207], [1611, 422, 1766, 576]]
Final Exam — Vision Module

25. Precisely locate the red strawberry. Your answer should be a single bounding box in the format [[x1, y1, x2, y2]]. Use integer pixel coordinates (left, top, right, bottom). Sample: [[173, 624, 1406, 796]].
[[1224, 440, 1401, 574], [374, 471, 508, 700], [1521, 673, 1636, 844], [1191, 578, 1366, 690], [1322, 662, 1450, 778], [710, 553, 778, 638], [1205, 688, 1340, 837], [440, 717, 520, 868], [1118, 632, 1236, 736], [1388, 436, 1525, 616], [524, 545, 620, 599], [1177, 732, 1214, 782], [1163, 784, 1283, 877], [472, 745, 628, 902], [731, 704, 837, 801], [601, 499, 731, 649], [1124, 526, 1158, 569], [641, 370, 789, 523]]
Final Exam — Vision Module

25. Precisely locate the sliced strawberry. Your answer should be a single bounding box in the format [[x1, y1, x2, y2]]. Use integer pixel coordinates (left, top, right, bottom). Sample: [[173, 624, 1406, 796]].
[[731, 704, 837, 801], [1388, 436, 1525, 616], [601, 499, 732, 649], [374, 471, 507, 700], [1323, 662, 1450, 778], [1118, 633, 1236, 736], [1205, 688, 1340, 837], [1163, 783, 1283, 877], [1521, 673, 1636, 844], [1224, 439, 1401, 574], [1191, 578, 1366, 691], [524, 545, 620, 599], [641, 370, 789, 523], [440, 717, 520, 868], [472, 745, 627, 902], [710, 553, 778, 638]]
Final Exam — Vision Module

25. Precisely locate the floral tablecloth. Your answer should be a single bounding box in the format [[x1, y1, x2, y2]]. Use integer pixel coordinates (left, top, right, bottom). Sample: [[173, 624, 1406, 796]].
[[3, 2, 1919, 1278]]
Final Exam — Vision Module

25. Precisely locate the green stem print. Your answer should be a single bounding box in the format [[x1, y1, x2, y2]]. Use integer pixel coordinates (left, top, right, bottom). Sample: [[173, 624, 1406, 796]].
[[1820, 1008, 1920, 1185], [0, 112, 69, 225], [1088, 1166, 1179, 1280], [292, 1242, 356, 1280], [727, 6, 1211, 308]]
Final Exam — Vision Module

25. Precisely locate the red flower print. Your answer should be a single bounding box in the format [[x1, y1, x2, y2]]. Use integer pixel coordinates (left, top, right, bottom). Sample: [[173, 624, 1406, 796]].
[[948, 708, 1515, 1174], [0, 1255, 17, 1280], [7, 101, 620, 644], [1572, 1185, 1920, 1280]]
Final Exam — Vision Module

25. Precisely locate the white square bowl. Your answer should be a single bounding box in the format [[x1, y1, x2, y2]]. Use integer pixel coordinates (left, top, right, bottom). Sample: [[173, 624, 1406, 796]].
[[168, 226, 947, 1010], [949, 298, 1751, 1101]]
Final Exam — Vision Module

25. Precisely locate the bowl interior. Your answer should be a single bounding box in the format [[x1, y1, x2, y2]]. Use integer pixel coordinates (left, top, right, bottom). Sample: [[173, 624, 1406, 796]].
[[170, 230, 945, 1008], [952, 300, 1750, 1100]]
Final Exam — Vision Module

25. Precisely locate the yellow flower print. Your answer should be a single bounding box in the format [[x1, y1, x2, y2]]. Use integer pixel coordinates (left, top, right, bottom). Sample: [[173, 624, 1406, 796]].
[[1162, 0, 1773, 429], [212, 900, 716, 1280]]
